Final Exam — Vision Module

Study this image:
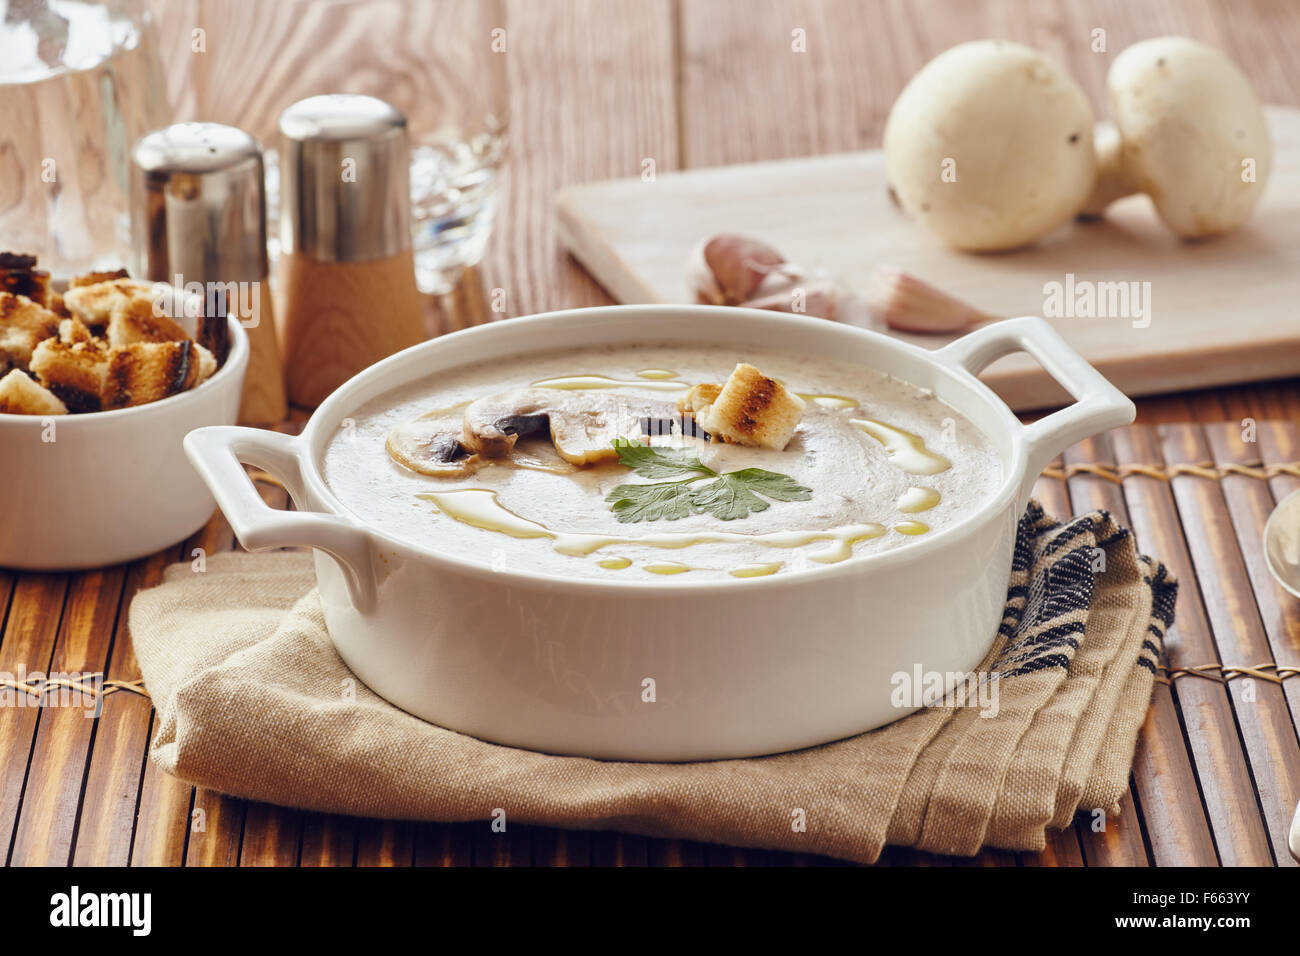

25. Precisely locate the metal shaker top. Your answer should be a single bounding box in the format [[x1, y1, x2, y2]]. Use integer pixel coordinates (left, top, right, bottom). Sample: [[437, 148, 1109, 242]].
[[277, 94, 412, 263], [130, 122, 269, 283]]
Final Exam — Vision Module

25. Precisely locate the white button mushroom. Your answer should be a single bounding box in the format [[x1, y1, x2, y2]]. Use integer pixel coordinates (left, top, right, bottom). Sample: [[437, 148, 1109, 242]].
[[1081, 37, 1272, 238], [883, 40, 1096, 251]]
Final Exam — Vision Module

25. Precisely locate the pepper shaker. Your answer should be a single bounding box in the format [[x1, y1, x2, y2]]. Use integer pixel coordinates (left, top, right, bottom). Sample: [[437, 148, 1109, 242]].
[[275, 94, 427, 407], [131, 122, 288, 426]]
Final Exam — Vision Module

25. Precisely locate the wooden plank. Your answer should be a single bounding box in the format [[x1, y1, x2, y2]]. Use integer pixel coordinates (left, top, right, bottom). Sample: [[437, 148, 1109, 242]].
[[726, 846, 791, 866], [429, 267, 495, 337], [142, 0, 201, 119], [590, 832, 648, 867], [181, 0, 510, 149], [474, 824, 533, 867], [950, 847, 1019, 867], [888, 847, 954, 866], [1076, 790, 1149, 866], [680, 0, 905, 168], [1180, 421, 1300, 863], [704, 843, 749, 866], [355, 819, 415, 867], [646, 838, 708, 866], [1214, 421, 1300, 721], [72, 552, 173, 866], [478, 0, 679, 318], [131, 756, 194, 867], [412, 821, 473, 867], [1064, 435, 1215, 866], [8, 565, 126, 865], [0, 569, 16, 644], [1211, 384, 1299, 427], [1112, 424, 1274, 864], [134, 509, 239, 867], [531, 828, 592, 867], [1024, 828, 1085, 867], [183, 788, 243, 867], [0, 573, 68, 862], [299, 814, 358, 867], [239, 802, 302, 866]]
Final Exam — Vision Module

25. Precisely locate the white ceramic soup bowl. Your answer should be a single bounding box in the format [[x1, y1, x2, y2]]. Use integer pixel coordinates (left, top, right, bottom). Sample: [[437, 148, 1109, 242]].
[[184, 306, 1131, 761], [0, 314, 248, 570]]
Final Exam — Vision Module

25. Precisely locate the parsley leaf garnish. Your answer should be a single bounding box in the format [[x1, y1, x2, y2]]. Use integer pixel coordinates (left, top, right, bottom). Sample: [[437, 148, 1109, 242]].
[[604, 440, 812, 523], [606, 480, 701, 522], [607, 438, 717, 479]]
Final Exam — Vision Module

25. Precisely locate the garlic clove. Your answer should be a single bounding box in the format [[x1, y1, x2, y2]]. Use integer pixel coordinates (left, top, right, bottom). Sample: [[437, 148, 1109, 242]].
[[865, 267, 998, 334], [686, 234, 787, 306]]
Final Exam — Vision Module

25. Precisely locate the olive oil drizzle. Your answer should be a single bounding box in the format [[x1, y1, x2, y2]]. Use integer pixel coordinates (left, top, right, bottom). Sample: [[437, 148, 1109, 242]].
[[532, 374, 688, 392], [798, 393, 859, 410], [601, 555, 780, 576], [896, 486, 941, 513], [729, 562, 783, 578], [851, 419, 952, 475], [416, 489, 887, 566], [644, 562, 693, 575], [532, 371, 861, 412]]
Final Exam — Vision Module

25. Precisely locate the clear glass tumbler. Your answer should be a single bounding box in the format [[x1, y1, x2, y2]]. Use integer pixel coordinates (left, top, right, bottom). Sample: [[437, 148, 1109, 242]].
[[0, 0, 170, 275]]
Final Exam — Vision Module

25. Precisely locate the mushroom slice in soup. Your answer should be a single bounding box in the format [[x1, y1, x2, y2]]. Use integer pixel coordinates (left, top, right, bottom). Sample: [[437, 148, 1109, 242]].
[[386, 405, 484, 477], [460, 389, 551, 458], [463, 388, 679, 466]]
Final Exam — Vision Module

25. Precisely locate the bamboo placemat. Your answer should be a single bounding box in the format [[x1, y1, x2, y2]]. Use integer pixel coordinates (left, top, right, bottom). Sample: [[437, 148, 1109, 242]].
[[2, 419, 1298, 867]]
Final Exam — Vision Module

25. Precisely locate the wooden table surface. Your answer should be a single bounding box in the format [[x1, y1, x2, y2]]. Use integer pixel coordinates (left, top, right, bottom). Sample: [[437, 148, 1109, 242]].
[[4, 0, 1299, 867]]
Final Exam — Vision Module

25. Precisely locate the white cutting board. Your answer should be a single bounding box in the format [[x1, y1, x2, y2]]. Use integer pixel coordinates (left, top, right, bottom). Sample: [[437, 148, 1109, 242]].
[[556, 107, 1300, 410]]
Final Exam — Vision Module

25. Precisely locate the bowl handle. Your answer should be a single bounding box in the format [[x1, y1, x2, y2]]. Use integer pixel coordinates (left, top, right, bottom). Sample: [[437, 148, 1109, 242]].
[[936, 317, 1135, 514], [184, 426, 376, 611]]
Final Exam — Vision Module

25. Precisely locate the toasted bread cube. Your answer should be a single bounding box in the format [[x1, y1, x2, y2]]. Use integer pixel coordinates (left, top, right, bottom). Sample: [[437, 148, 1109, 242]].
[[0, 252, 39, 275], [71, 268, 130, 287], [677, 382, 721, 418], [194, 343, 217, 383], [0, 368, 67, 415], [63, 279, 155, 327], [58, 317, 94, 345], [102, 340, 200, 409], [106, 296, 190, 347], [0, 252, 52, 308], [195, 312, 230, 364], [698, 363, 805, 450], [30, 337, 110, 413], [0, 292, 60, 369]]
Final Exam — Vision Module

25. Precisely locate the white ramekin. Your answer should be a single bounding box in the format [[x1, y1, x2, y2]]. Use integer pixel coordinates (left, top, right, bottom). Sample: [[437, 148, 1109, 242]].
[[0, 315, 249, 570], [185, 307, 1131, 760]]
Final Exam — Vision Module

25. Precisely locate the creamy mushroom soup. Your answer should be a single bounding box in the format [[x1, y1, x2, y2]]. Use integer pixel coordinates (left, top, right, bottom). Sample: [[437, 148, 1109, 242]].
[[321, 344, 1004, 581]]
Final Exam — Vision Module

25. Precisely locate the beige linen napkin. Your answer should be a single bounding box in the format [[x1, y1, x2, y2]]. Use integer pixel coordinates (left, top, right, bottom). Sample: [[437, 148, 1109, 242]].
[[129, 502, 1176, 864]]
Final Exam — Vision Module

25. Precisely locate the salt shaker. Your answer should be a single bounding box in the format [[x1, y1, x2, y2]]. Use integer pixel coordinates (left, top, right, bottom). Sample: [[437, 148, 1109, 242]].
[[276, 94, 427, 407], [131, 122, 288, 426]]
